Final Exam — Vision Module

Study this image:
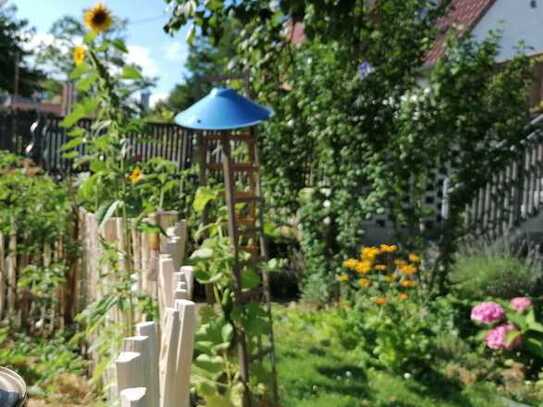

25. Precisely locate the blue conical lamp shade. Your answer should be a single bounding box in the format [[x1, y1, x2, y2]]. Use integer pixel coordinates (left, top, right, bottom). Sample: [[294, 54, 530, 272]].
[[175, 87, 273, 130]]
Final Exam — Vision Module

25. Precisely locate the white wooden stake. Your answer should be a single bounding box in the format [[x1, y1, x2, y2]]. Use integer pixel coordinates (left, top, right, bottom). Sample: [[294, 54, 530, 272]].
[[136, 321, 160, 407], [123, 336, 152, 406], [180, 266, 194, 300], [158, 255, 175, 314], [159, 308, 180, 407], [116, 352, 145, 395], [121, 387, 147, 407], [174, 299, 196, 407]]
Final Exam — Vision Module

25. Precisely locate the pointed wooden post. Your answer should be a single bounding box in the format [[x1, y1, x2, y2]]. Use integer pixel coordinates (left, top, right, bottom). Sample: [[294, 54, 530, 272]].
[[136, 321, 159, 407], [159, 307, 180, 407], [174, 299, 196, 407]]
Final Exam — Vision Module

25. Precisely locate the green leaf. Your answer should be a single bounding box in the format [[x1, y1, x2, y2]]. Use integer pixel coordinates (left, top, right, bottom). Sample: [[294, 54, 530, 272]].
[[83, 31, 97, 44], [221, 323, 233, 342], [97, 200, 123, 227], [191, 247, 213, 260], [61, 137, 84, 152], [193, 186, 219, 214], [194, 354, 224, 374], [122, 65, 143, 80], [241, 269, 261, 289], [110, 38, 128, 53], [70, 62, 89, 80], [76, 73, 98, 92]]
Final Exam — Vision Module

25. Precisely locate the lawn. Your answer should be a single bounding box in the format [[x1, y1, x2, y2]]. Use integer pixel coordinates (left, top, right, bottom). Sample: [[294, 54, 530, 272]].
[[274, 304, 507, 407]]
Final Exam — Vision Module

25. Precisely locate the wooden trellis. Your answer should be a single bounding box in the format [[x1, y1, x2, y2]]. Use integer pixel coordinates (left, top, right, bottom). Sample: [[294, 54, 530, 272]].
[[198, 129, 279, 407]]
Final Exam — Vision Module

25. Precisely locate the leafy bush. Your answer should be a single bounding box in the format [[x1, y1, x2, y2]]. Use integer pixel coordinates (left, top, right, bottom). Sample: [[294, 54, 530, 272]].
[[340, 295, 463, 374], [450, 241, 542, 300]]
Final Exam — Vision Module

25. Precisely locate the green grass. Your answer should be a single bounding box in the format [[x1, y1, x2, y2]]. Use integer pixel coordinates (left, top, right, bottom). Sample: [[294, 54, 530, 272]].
[[273, 305, 506, 407]]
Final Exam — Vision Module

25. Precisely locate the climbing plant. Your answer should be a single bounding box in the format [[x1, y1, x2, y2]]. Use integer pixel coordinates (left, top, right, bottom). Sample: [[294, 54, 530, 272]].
[[164, 0, 533, 299]]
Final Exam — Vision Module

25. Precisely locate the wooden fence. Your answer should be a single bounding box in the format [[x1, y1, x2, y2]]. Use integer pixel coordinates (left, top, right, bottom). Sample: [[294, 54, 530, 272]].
[[0, 110, 197, 174], [466, 115, 543, 239], [114, 262, 195, 407]]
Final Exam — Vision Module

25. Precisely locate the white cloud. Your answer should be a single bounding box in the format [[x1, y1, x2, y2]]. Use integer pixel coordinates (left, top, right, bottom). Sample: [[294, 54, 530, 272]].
[[150, 91, 169, 108], [126, 45, 159, 78], [163, 42, 188, 63]]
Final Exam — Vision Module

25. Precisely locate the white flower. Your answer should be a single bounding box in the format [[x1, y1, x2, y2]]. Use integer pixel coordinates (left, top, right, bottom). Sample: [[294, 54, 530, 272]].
[[345, 370, 352, 378], [323, 217, 331, 225], [404, 373, 412, 380], [287, 119, 295, 128], [323, 200, 331, 208], [320, 188, 331, 197]]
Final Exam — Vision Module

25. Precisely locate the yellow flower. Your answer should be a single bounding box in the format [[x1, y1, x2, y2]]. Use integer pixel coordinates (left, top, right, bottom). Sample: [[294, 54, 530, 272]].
[[400, 279, 417, 288], [354, 260, 372, 274], [358, 278, 371, 288], [374, 297, 387, 305], [394, 259, 407, 268], [375, 264, 387, 272], [380, 244, 398, 253], [399, 293, 409, 301], [399, 264, 417, 276], [408, 253, 421, 263], [128, 167, 143, 184], [73, 46, 86, 66], [343, 258, 358, 270], [84, 3, 113, 33], [361, 246, 380, 261], [337, 273, 350, 283]]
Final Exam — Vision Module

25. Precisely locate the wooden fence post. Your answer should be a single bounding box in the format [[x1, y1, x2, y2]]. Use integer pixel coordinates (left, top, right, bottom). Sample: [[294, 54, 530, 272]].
[[136, 321, 160, 407], [116, 352, 145, 395], [159, 307, 180, 407], [174, 299, 196, 407], [121, 388, 148, 407]]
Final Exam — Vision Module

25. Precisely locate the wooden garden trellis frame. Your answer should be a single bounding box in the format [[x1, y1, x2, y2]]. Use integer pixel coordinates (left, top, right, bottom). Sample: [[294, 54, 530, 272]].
[[197, 128, 279, 407]]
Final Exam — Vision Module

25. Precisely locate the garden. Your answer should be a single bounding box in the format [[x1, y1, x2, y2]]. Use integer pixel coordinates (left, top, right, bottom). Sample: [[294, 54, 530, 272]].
[[3, 0, 543, 406]]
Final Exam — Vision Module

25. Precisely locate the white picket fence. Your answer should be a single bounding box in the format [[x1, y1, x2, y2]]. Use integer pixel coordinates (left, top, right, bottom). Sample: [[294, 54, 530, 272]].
[[114, 257, 196, 407]]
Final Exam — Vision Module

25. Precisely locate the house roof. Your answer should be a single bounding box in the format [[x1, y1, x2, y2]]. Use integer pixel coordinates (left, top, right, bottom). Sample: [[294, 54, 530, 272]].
[[426, 0, 496, 64]]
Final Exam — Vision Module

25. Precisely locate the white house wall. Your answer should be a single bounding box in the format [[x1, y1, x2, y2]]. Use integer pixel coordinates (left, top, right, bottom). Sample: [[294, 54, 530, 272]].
[[471, 0, 543, 61]]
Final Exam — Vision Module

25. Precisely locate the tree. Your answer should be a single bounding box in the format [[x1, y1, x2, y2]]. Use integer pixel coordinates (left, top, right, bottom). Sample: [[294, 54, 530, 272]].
[[163, 0, 532, 299], [158, 19, 239, 114], [0, 4, 43, 96]]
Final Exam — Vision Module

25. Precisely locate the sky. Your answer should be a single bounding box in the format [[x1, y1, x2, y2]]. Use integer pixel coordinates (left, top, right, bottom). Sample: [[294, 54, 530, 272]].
[[12, 0, 191, 106]]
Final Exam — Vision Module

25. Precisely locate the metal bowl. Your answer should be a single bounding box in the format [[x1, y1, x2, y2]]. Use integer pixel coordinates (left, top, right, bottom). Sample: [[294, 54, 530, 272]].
[[0, 367, 27, 407]]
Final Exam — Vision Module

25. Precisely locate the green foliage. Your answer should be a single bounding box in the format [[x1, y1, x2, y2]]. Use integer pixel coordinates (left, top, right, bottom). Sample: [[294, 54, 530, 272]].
[[164, 0, 533, 301], [450, 242, 542, 300], [0, 5, 43, 96], [0, 327, 87, 399], [274, 304, 509, 407], [189, 187, 277, 405]]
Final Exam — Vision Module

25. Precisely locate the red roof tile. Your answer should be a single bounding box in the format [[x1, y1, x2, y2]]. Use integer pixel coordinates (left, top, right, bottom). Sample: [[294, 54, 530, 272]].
[[426, 0, 496, 64]]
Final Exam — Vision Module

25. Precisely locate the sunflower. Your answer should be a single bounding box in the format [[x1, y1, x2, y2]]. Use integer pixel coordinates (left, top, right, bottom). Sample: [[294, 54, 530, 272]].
[[84, 3, 113, 33], [73, 46, 86, 66], [128, 167, 143, 184]]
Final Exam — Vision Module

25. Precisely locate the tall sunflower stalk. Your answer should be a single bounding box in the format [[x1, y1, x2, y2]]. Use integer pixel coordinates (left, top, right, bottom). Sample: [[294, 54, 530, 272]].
[[62, 2, 149, 387]]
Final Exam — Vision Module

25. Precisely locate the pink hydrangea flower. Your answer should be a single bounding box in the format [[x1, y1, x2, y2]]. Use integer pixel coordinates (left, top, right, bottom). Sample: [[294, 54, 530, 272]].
[[485, 323, 522, 350], [471, 302, 505, 325], [510, 297, 532, 313]]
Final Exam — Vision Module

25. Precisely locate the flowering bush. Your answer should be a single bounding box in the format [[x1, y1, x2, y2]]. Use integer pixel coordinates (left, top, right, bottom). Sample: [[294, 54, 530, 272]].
[[339, 244, 420, 304], [471, 298, 543, 358], [470, 302, 505, 325]]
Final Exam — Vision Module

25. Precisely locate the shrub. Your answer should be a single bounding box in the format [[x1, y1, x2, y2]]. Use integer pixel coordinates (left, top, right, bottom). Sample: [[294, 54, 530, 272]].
[[450, 241, 542, 300]]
